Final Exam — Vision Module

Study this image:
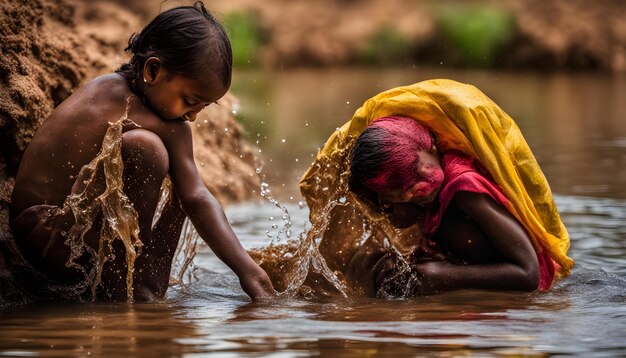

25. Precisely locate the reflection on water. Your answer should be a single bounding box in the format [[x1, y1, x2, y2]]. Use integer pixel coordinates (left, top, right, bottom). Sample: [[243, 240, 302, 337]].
[[1, 68, 625, 356]]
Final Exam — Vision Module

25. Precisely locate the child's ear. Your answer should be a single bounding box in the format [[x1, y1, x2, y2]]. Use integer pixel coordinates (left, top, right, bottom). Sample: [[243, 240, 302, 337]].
[[143, 57, 162, 85]]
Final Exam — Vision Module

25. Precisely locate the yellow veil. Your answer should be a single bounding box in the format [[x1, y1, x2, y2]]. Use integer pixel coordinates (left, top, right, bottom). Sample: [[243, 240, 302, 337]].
[[299, 79, 573, 282]]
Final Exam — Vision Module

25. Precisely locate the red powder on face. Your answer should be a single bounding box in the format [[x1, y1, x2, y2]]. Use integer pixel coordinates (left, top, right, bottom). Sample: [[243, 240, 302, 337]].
[[417, 162, 444, 198], [364, 116, 435, 193]]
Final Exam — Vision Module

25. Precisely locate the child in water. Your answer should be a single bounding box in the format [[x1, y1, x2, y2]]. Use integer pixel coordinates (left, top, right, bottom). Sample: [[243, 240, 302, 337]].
[[9, 2, 274, 301], [298, 80, 572, 298], [348, 116, 544, 296]]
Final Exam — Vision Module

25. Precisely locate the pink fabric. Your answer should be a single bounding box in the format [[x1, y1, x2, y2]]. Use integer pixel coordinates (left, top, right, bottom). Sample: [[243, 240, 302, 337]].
[[422, 151, 556, 290]]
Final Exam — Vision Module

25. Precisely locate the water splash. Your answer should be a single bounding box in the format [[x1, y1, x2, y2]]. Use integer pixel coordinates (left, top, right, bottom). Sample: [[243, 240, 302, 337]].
[[251, 133, 424, 299], [259, 180, 293, 240], [61, 98, 141, 301], [164, 126, 423, 299], [169, 217, 200, 287]]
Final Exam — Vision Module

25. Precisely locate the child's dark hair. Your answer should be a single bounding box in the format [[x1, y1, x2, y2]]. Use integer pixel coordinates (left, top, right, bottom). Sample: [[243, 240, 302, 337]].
[[116, 1, 232, 88], [349, 126, 389, 200]]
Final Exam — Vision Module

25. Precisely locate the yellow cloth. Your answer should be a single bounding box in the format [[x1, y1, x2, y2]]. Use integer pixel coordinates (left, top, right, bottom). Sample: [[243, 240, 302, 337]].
[[300, 79, 573, 280]]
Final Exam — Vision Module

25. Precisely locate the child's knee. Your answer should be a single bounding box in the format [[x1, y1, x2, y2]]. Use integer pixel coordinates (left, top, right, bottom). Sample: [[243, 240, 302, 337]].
[[122, 129, 169, 176]]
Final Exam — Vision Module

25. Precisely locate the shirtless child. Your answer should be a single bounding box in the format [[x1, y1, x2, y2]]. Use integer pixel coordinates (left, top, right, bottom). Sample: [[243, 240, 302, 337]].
[[10, 2, 274, 301]]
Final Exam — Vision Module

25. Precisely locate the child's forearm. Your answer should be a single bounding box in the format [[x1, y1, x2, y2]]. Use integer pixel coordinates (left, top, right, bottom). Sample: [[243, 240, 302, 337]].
[[416, 260, 539, 293], [183, 193, 274, 298], [183, 192, 262, 275]]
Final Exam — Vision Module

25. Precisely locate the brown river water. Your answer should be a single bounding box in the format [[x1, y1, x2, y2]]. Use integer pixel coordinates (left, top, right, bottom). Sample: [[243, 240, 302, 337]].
[[1, 67, 625, 356]]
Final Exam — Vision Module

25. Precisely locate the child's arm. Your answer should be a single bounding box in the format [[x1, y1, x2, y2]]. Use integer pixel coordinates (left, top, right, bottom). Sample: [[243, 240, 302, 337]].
[[167, 124, 275, 299], [414, 191, 540, 293]]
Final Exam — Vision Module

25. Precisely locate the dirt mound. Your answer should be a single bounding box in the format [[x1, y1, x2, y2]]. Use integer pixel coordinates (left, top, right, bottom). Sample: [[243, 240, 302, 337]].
[[508, 0, 626, 72], [0, 0, 90, 307]]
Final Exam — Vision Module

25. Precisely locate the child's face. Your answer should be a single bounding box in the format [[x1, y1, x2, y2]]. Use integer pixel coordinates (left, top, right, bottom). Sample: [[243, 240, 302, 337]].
[[144, 67, 228, 122], [376, 150, 444, 206]]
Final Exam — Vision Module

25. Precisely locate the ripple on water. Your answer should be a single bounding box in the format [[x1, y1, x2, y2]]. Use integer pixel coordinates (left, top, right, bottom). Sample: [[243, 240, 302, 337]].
[[1, 195, 624, 357]]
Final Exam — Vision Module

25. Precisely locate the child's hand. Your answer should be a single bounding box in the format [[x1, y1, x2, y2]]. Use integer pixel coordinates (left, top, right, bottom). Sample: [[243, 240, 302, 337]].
[[345, 244, 389, 295], [239, 268, 276, 300], [372, 253, 418, 298], [373, 256, 448, 297]]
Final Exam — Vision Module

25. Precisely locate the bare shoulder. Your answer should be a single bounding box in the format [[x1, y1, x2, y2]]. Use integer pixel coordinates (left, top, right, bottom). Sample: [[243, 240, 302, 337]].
[[81, 73, 131, 96], [74, 73, 133, 109], [453, 191, 492, 215], [46, 73, 134, 123]]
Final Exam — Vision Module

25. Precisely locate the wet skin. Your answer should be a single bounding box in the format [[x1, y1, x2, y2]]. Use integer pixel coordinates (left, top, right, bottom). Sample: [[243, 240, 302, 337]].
[[348, 149, 540, 296], [11, 58, 275, 301]]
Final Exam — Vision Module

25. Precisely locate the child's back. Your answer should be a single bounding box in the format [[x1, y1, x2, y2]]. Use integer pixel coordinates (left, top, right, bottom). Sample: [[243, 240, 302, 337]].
[[12, 74, 139, 215]]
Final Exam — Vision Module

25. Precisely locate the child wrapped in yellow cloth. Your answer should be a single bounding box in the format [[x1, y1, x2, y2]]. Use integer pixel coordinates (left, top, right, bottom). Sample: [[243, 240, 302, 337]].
[[299, 79, 573, 297]]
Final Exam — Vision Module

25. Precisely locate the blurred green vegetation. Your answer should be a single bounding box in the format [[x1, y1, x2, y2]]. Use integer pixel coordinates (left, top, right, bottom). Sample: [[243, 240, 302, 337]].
[[223, 11, 265, 67], [359, 25, 413, 64], [436, 5, 515, 67]]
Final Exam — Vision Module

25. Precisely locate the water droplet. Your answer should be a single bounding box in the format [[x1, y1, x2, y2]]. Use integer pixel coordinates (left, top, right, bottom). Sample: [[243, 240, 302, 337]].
[[269, 216, 274, 221], [255, 168, 262, 174], [231, 103, 240, 115], [338, 197, 347, 204], [281, 139, 286, 143]]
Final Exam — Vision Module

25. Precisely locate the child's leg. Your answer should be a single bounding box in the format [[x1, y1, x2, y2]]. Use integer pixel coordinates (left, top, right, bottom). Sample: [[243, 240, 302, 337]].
[[132, 187, 186, 300], [97, 129, 185, 301]]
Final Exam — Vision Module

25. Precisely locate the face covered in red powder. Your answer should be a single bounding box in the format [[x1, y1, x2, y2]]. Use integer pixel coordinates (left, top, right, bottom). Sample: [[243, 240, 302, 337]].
[[362, 116, 444, 206]]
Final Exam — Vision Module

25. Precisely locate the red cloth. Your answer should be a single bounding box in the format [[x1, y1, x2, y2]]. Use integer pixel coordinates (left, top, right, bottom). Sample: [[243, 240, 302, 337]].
[[422, 151, 556, 290]]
